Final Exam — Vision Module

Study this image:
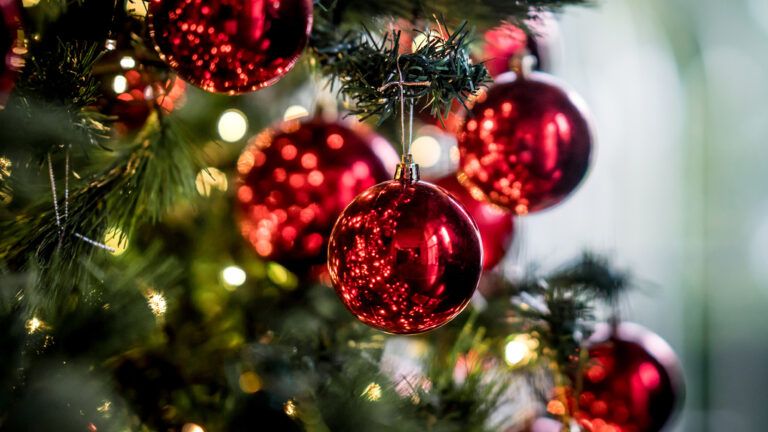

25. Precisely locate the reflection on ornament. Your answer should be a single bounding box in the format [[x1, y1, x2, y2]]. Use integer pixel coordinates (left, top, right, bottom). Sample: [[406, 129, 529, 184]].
[[328, 174, 483, 334], [573, 322, 684, 432], [236, 118, 397, 268], [283, 105, 310, 122], [149, 0, 313, 94], [458, 72, 593, 215]]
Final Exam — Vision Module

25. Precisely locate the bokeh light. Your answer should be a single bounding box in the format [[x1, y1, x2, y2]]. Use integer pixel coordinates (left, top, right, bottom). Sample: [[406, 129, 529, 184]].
[[283, 105, 310, 122], [195, 167, 228, 197], [221, 265, 247, 287], [104, 227, 128, 256], [217, 109, 248, 143]]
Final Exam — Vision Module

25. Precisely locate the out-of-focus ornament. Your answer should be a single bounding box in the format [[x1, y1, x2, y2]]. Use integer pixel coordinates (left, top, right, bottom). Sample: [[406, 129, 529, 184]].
[[236, 118, 398, 267], [458, 71, 593, 215], [92, 47, 186, 134], [1, 0, 24, 109], [482, 23, 528, 78], [435, 175, 514, 270], [148, 0, 313, 94], [327, 160, 483, 334], [573, 322, 685, 432]]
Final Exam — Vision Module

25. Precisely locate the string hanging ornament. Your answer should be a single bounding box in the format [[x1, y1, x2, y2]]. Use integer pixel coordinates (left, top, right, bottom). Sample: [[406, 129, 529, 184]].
[[327, 49, 483, 334]]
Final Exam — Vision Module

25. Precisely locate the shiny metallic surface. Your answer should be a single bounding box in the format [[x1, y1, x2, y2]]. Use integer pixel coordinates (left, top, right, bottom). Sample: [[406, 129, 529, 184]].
[[435, 175, 514, 270], [458, 72, 593, 215], [236, 119, 397, 267], [149, 0, 313, 94], [328, 177, 483, 334], [575, 322, 685, 432]]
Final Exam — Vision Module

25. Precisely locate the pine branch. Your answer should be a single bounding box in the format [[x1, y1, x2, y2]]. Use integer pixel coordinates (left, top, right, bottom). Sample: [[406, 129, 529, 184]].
[[312, 21, 489, 122]]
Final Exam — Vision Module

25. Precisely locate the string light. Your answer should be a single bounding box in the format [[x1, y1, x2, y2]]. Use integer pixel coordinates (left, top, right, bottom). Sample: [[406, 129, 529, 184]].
[[119, 56, 136, 69], [504, 334, 538, 367], [217, 109, 248, 143], [112, 75, 128, 94], [25, 317, 44, 334], [283, 105, 310, 122], [221, 265, 247, 287], [195, 167, 228, 196], [239, 371, 263, 394], [283, 400, 298, 418], [145, 290, 167, 318], [361, 382, 382, 401]]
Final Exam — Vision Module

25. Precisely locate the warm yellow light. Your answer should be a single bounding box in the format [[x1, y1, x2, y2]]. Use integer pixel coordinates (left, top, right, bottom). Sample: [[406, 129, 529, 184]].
[[125, 0, 148, 17], [411, 135, 442, 168], [361, 382, 382, 401], [22, 0, 40, 7], [0, 156, 11, 179], [283, 105, 310, 122], [112, 75, 128, 94], [181, 423, 206, 432], [103, 227, 128, 256], [195, 167, 228, 197], [217, 109, 248, 143], [96, 400, 112, 414], [145, 290, 167, 318], [504, 334, 538, 367], [25, 317, 44, 334], [222, 265, 247, 287], [239, 371, 263, 394], [119, 56, 136, 69], [283, 400, 298, 418]]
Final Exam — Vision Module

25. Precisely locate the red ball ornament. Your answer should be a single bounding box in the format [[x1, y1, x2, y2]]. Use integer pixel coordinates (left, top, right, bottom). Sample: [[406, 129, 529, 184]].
[[482, 23, 528, 78], [327, 169, 483, 334], [574, 322, 684, 432], [236, 118, 398, 267], [92, 49, 186, 135], [0, 0, 23, 109], [435, 175, 514, 270], [149, 0, 313, 94], [458, 72, 593, 215]]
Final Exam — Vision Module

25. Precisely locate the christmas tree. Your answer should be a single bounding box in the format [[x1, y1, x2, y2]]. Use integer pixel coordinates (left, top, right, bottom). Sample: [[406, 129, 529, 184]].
[[0, 1, 686, 431]]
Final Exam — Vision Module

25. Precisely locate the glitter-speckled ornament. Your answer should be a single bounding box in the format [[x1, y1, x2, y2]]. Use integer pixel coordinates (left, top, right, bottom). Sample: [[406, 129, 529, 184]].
[[149, 0, 313, 94], [0, 0, 23, 108], [574, 322, 684, 432], [328, 165, 483, 334], [435, 175, 514, 270], [236, 118, 398, 267], [458, 72, 593, 215]]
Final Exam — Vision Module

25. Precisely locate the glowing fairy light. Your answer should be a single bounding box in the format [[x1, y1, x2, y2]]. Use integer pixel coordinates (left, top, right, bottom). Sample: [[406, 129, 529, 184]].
[[283, 400, 298, 418], [221, 265, 247, 287], [283, 105, 310, 122], [217, 109, 248, 143], [119, 56, 136, 69], [103, 227, 128, 256], [239, 371, 263, 394], [361, 382, 382, 401], [181, 424, 206, 432], [504, 334, 538, 367], [25, 317, 44, 334], [411, 135, 442, 168], [112, 75, 128, 94], [145, 290, 167, 318], [195, 167, 228, 196], [22, 0, 40, 7]]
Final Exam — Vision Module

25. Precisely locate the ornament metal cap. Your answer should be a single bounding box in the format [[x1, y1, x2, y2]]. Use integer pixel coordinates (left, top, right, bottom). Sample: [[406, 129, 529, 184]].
[[394, 154, 420, 182]]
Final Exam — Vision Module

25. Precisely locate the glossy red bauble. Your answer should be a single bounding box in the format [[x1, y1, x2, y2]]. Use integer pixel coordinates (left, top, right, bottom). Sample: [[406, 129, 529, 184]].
[[482, 23, 528, 78], [328, 176, 483, 334], [92, 49, 186, 134], [0, 0, 23, 109], [236, 118, 398, 267], [435, 175, 514, 270], [575, 322, 684, 432], [458, 72, 593, 215], [149, 0, 313, 94]]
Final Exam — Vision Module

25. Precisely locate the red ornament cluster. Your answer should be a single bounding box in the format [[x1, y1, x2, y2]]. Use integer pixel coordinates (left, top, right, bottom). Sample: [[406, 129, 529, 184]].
[[458, 72, 593, 215], [435, 175, 514, 270], [236, 118, 397, 268], [149, 0, 313, 94], [0, 0, 23, 108], [328, 174, 483, 334], [574, 323, 684, 432]]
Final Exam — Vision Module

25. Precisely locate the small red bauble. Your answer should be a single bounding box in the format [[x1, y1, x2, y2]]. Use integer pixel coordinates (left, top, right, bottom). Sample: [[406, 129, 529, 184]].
[[92, 49, 186, 134], [482, 23, 528, 78], [458, 72, 593, 215], [575, 322, 684, 432], [435, 175, 514, 270], [327, 174, 483, 334], [236, 118, 398, 267], [0, 0, 23, 108], [148, 0, 313, 94]]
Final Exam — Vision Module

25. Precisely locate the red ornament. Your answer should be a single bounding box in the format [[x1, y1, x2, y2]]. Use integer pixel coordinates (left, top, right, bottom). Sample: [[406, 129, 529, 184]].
[[435, 175, 514, 270], [458, 72, 593, 215], [574, 322, 684, 432], [0, 0, 23, 109], [92, 49, 186, 135], [327, 173, 483, 334], [149, 0, 313, 94], [482, 23, 528, 78], [236, 118, 398, 267]]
